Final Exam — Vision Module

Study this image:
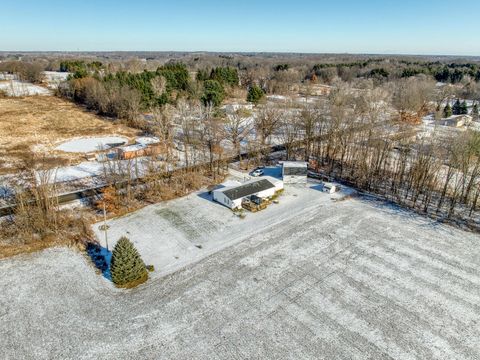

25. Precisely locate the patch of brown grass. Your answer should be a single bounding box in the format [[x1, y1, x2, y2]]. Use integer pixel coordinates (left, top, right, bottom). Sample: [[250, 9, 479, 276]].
[[0, 209, 94, 259], [0, 96, 140, 173], [0, 237, 59, 259]]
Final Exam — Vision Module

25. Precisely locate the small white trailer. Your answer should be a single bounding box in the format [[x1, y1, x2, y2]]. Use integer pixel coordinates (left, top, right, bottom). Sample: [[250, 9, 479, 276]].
[[322, 182, 337, 194]]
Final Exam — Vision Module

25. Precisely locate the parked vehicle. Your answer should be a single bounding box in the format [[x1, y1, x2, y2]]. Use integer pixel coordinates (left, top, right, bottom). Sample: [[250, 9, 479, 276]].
[[250, 169, 264, 177]]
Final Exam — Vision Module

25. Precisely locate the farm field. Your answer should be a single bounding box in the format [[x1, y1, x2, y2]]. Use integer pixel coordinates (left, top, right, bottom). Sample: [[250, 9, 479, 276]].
[[1, 182, 479, 359], [0, 96, 139, 174]]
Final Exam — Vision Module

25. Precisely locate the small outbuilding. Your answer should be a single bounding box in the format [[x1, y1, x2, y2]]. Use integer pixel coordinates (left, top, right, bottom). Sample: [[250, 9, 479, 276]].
[[117, 144, 147, 160], [213, 176, 283, 210], [321, 182, 337, 194], [282, 161, 308, 184]]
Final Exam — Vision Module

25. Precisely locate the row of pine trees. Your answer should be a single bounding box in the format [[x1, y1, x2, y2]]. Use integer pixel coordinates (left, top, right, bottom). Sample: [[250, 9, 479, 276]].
[[443, 99, 478, 118]]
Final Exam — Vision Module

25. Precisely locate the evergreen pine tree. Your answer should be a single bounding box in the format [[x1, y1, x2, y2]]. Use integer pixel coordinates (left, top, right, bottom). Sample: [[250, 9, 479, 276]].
[[472, 103, 479, 120], [460, 100, 468, 115], [110, 237, 148, 288], [247, 85, 265, 105], [201, 80, 225, 107], [452, 99, 461, 115], [443, 103, 452, 118]]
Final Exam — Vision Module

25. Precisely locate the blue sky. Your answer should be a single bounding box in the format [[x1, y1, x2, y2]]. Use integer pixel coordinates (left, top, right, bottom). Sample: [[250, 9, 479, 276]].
[[1, 0, 479, 55]]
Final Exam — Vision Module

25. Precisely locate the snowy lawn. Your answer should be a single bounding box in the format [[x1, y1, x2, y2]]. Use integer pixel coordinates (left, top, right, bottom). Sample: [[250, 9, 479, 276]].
[[55, 136, 128, 153]]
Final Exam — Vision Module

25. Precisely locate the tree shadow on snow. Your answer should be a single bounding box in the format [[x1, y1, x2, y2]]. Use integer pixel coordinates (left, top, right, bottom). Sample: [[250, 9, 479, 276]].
[[86, 243, 112, 281]]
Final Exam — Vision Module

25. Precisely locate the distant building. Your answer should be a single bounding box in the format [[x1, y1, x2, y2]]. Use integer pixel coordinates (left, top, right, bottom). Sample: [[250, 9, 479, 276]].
[[117, 144, 147, 160], [282, 161, 308, 184], [213, 176, 283, 210], [116, 137, 166, 160], [439, 115, 472, 128]]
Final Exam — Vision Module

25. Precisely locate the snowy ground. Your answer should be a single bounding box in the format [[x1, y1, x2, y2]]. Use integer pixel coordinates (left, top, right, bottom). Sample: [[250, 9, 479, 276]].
[[47, 161, 106, 183], [0, 80, 51, 96], [41, 156, 156, 183], [43, 71, 70, 89], [1, 182, 479, 359], [55, 136, 128, 153]]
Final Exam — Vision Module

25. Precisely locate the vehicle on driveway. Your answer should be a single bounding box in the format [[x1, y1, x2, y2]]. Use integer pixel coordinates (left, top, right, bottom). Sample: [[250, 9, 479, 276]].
[[250, 169, 264, 177]]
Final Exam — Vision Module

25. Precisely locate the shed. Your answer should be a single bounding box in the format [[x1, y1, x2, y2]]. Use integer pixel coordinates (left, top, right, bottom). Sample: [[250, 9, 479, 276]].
[[117, 144, 147, 160], [322, 182, 337, 194], [282, 161, 308, 184], [213, 177, 282, 209]]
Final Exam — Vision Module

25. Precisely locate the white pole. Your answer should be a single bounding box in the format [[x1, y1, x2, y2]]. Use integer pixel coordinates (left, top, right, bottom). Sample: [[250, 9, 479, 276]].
[[103, 202, 109, 251]]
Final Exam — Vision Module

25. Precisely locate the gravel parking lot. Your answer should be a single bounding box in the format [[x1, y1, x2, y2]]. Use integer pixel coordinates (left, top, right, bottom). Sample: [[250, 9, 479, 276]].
[[1, 188, 479, 359]]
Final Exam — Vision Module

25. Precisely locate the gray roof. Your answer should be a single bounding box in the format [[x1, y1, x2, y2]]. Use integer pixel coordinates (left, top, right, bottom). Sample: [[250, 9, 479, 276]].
[[221, 178, 275, 201], [283, 166, 308, 176]]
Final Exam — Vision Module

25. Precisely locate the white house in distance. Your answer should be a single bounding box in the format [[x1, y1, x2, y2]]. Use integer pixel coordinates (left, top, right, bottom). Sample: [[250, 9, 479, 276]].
[[213, 176, 283, 209], [282, 161, 308, 184]]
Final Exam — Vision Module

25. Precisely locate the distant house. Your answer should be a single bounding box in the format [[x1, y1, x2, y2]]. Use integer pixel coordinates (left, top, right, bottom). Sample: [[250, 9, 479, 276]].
[[117, 137, 166, 160], [282, 161, 308, 184], [213, 176, 283, 210], [117, 144, 147, 160], [439, 115, 472, 128]]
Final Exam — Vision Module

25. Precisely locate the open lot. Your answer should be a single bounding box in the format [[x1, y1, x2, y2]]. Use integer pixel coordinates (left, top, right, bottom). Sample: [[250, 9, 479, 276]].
[[1, 178, 479, 359], [0, 96, 139, 174]]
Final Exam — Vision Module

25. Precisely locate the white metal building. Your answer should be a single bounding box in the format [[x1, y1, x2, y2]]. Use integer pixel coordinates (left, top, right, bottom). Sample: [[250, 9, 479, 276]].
[[282, 161, 308, 184], [213, 176, 283, 209]]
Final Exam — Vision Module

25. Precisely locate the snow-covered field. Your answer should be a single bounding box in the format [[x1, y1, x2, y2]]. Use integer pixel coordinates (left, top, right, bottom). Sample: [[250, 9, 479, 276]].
[[43, 71, 70, 89], [0, 80, 51, 96], [1, 178, 479, 359], [48, 161, 105, 183], [41, 157, 153, 183], [55, 136, 128, 153]]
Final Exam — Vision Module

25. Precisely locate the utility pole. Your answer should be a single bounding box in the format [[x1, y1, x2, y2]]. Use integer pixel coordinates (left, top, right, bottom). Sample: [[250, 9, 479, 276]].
[[103, 202, 109, 251]]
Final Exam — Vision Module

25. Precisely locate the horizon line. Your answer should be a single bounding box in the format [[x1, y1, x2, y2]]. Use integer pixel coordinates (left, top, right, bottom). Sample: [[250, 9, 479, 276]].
[[0, 50, 479, 58]]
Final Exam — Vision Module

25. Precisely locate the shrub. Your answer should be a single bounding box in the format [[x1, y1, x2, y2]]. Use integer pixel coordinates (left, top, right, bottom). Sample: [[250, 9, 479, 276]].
[[110, 237, 148, 288]]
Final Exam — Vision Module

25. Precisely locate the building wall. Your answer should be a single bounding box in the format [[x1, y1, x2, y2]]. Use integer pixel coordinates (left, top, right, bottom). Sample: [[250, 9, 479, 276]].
[[118, 149, 145, 160], [255, 188, 276, 199], [272, 181, 284, 192], [213, 191, 241, 209]]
